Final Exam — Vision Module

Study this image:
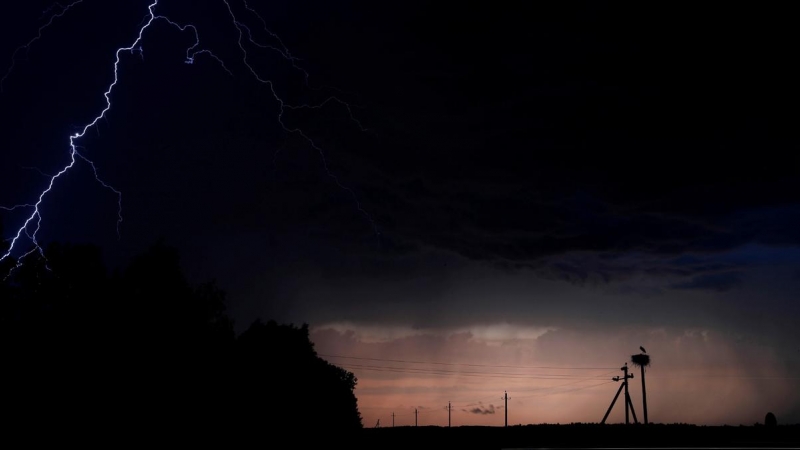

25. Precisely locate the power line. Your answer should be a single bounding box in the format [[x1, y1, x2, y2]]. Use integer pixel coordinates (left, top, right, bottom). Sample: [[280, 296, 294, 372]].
[[321, 354, 617, 370], [648, 375, 800, 379], [437, 377, 617, 411], [360, 381, 615, 426], [338, 363, 618, 380], [515, 380, 617, 400], [325, 354, 800, 380], [343, 361, 800, 381], [510, 370, 619, 394], [439, 372, 610, 405]]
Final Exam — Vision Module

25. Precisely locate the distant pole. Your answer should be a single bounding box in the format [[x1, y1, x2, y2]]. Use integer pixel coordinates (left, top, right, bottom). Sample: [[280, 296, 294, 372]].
[[415, 408, 418, 427], [392, 412, 395, 428], [448, 402, 451, 428], [504, 391, 508, 427]]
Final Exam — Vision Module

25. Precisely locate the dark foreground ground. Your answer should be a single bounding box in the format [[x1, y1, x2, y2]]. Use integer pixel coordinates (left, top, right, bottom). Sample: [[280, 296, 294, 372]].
[[4, 421, 799, 447], [347, 424, 800, 449]]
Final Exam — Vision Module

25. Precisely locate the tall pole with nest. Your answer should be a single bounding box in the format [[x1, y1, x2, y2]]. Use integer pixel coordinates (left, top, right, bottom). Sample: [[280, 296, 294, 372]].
[[631, 348, 651, 425]]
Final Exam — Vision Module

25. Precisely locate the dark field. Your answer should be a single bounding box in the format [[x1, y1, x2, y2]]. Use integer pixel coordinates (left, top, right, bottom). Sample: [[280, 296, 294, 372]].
[[348, 424, 800, 449]]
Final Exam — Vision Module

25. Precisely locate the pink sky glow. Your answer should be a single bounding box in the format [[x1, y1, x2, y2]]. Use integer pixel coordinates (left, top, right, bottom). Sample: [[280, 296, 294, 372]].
[[311, 323, 798, 427]]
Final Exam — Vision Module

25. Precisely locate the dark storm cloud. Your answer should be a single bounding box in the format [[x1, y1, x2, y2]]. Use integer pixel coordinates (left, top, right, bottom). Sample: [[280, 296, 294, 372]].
[[285, 2, 800, 288], [366, 178, 799, 286], [671, 272, 743, 292]]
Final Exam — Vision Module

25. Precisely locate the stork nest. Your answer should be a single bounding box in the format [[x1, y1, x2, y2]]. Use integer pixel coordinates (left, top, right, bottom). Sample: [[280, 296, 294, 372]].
[[631, 353, 651, 367]]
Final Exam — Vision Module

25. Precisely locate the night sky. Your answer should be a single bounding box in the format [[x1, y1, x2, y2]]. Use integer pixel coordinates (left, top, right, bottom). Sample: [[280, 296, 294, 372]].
[[1, 1, 799, 426]]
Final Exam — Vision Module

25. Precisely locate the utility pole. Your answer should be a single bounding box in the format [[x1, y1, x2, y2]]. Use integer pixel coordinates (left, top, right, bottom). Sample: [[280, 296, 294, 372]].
[[622, 363, 639, 425], [631, 350, 651, 426], [641, 366, 648, 425], [415, 408, 418, 427], [601, 363, 638, 425], [448, 402, 451, 428], [392, 412, 395, 428], [503, 391, 509, 427], [623, 364, 630, 425]]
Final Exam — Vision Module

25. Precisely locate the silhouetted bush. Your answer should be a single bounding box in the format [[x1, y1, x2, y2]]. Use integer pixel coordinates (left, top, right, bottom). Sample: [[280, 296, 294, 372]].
[[765, 412, 777, 426], [0, 234, 361, 439], [234, 320, 362, 433]]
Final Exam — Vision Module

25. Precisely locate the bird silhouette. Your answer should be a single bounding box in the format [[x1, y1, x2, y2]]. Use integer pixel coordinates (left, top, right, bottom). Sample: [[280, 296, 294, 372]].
[[640, 346, 647, 353]]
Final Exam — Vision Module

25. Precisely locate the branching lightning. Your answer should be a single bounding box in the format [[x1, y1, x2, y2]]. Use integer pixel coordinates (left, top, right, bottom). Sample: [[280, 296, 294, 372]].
[[0, 0, 85, 93], [1, 0, 230, 267], [222, 0, 379, 236], [1, 0, 378, 271]]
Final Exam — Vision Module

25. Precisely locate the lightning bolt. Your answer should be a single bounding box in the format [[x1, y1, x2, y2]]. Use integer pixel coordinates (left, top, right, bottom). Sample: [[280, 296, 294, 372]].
[[238, 0, 369, 112], [222, 0, 379, 236], [231, 2, 369, 132], [0, 0, 230, 268], [0, 0, 85, 93], [1, 0, 379, 272]]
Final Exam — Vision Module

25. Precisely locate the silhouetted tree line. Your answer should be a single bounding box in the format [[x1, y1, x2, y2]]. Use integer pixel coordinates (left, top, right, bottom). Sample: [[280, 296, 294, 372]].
[[0, 220, 361, 440]]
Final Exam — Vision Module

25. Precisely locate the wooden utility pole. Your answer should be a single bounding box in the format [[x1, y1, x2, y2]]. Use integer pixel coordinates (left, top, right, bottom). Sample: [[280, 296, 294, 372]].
[[415, 408, 418, 427], [392, 412, 395, 428]]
